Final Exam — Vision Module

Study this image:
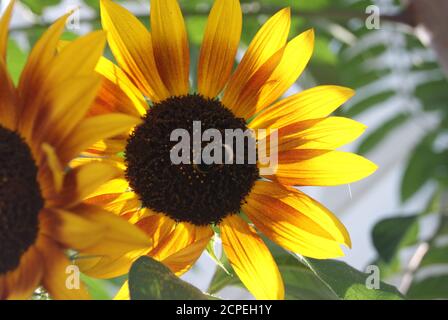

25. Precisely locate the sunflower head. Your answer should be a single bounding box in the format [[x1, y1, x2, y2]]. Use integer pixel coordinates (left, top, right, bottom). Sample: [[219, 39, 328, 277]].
[[80, 0, 378, 300]]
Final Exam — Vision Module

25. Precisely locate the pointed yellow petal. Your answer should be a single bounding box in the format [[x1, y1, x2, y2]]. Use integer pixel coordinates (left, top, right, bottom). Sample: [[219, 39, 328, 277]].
[[274, 150, 377, 186], [250, 85, 355, 129], [36, 75, 103, 151], [225, 47, 285, 118], [0, 0, 15, 61], [198, 0, 242, 98], [114, 281, 130, 300], [220, 215, 284, 300], [244, 181, 351, 258], [100, 0, 169, 101], [71, 204, 151, 256], [50, 161, 122, 208], [59, 113, 141, 164], [260, 117, 366, 154], [223, 8, 290, 109], [49, 31, 106, 83], [152, 223, 213, 275], [37, 235, 90, 300], [151, 0, 190, 96], [250, 29, 314, 116], [94, 57, 147, 117]]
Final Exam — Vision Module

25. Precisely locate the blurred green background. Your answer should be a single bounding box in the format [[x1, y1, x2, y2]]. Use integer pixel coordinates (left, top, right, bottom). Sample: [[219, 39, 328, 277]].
[[4, 0, 448, 300]]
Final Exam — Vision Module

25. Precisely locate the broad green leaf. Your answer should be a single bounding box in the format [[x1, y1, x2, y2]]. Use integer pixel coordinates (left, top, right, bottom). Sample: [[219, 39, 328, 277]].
[[372, 215, 420, 263], [357, 113, 410, 155], [407, 275, 448, 299], [298, 256, 405, 300], [129, 256, 213, 300], [208, 249, 337, 300], [401, 132, 439, 202]]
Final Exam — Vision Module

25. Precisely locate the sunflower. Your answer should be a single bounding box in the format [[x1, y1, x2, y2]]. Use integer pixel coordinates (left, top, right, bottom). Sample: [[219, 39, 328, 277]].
[[0, 1, 150, 300], [78, 0, 377, 300]]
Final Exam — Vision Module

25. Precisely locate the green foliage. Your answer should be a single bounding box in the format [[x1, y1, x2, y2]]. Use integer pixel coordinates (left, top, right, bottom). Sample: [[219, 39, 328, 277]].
[[209, 244, 403, 300], [372, 215, 419, 262], [129, 257, 215, 300]]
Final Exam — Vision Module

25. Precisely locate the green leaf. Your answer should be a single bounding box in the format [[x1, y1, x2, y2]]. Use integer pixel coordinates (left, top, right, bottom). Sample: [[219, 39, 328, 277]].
[[401, 132, 439, 202], [208, 244, 403, 300], [357, 113, 410, 155], [208, 249, 338, 300], [21, 0, 62, 14], [372, 215, 420, 263], [421, 245, 448, 267], [407, 275, 448, 299], [298, 256, 405, 300], [129, 256, 213, 300], [81, 274, 113, 300]]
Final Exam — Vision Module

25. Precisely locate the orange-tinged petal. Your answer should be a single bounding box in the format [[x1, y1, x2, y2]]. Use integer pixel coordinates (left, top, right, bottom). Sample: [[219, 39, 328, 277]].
[[249, 85, 355, 129], [249, 29, 314, 117], [0, 58, 17, 130], [198, 0, 242, 98], [93, 57, 147, 117], [37, 235, 90, 300], [151, 0, 190, 96], [244, 181, 351, 258], [223, 8, 290, 109], [258, 117, 366, 154], [58, 113, 141, 164], [0, 0, 14, 61], [3, 246, 43, 300], [40, 143, 64, 194], [100, 0, 169, 101], [273, 150, 377, 186], [220, 215, 284, 300]]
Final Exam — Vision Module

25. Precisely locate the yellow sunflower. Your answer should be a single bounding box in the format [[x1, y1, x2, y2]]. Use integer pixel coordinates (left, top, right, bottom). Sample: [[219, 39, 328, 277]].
[[79, 0, 377, 300], [0, 1, 150, 300]]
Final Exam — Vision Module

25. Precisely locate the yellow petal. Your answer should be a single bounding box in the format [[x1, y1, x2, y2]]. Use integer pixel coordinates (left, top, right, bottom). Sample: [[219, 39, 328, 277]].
[[223, 8, 290, 110], [249, 29, 314, 117], [37, 235, 90, 300], [70, 204, 151, 257], [100, 0, 169, 101], [273, 150, 377, 186], [86, 192, 140, 217], [114, 281, 130, 300], [0, 0, 14, 61], [18, 14, 70, 136], [226, 47, 285, 118], [58, 113, 141, 164], [94, 57, 147, 117], [41, 143, 64, 193], [198, 0, 242, 98], [152, 222, 213, 275], [49, 161, 122, 208], [220, 215, 284, 300], [259, 117, 366, 154], [49, 31, 106, 84], [150, 0, 190, 96], [84, 138, 127, 157], [244, 181, 351, 258], [249, 85, 355, 129], [0, 58, 17, 130]]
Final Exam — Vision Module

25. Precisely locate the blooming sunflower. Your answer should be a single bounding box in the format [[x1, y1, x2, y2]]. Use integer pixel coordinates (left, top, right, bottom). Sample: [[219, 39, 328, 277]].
[[79, 0, 377, 300], [0, 1, 150, 300]]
